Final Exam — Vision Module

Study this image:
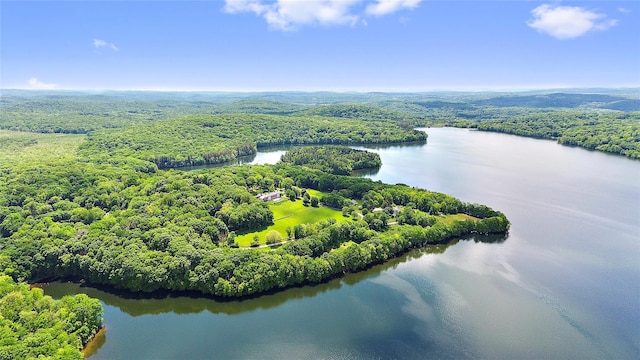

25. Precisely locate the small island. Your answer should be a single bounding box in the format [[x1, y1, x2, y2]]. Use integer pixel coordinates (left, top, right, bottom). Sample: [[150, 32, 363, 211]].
[[280, 145, 382, 175]]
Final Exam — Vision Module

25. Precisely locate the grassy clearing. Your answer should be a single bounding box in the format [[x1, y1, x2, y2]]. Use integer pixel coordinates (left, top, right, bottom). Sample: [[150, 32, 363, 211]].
[[235, 202, 482, 247], [236, 195, 347, 247], [0, 130, 85, 168], [438, 213, 478, 225]]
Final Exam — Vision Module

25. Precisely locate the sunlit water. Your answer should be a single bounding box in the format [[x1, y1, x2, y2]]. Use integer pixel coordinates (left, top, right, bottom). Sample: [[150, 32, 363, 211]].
[[44, 128, 640, 359]]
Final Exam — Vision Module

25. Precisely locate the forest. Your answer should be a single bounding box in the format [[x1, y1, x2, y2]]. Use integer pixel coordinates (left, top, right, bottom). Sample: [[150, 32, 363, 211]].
[[0, 89, 636, 358], [0, 275, 102, 359]]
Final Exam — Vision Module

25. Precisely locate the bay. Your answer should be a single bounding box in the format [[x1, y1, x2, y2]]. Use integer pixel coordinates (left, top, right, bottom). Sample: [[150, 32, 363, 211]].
[[44, 128, 640, 359]]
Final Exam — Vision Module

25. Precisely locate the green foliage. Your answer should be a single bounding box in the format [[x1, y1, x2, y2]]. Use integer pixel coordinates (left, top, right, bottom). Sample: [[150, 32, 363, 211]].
[[320, 192, 350, 209], [212, 99, 308, 115], [0, 275, 102, 359], [265, 230, 283, 245], [472, 93, 640, 111], [0, 94, 206, 134], [280, 146, 381, 175], [0, 131, 85, 171], [251, 235, 260, 247], [80, 114, 426, 169], [293, 103, 422, 128]]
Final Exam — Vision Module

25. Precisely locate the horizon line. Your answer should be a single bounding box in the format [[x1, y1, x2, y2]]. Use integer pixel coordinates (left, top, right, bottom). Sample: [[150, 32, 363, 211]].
[[2, 86, 639, 94]]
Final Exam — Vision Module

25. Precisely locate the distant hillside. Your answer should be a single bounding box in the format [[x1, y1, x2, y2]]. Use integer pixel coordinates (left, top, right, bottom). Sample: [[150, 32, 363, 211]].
[[0, 92, 218, 133], [2, 90, 638, 135], [472, 93, 640, 111], [294, 104, 420, 123], [212, 99, 308, 115]]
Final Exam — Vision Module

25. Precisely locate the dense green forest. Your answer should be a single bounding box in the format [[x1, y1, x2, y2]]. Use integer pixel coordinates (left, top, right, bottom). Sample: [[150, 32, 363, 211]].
[[0, 158, 508, 296], [0, 274, 103, 359], [80, 114, 426, 169], [280, 146, 381, 175], [292, 103, 422, 126]]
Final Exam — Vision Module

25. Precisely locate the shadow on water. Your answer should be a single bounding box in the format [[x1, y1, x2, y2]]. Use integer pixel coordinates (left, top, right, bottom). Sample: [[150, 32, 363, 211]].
[[351, 167, 381, 177], [177, 152, 259, 171], [177, 144, 299, 171], [41, 233, 506, 318], [81, 327, 107, 359], [351, 140, 428, 151]]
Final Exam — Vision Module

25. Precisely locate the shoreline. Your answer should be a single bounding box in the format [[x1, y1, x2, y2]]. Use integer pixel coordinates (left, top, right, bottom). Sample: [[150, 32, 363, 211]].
[[81, 325, 107, 359], [32, 231, 507, 303]]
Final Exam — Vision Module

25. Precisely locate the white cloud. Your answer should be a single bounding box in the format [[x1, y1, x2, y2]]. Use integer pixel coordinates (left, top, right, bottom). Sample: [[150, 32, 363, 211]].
[[365, 0, 421, 17], [617, 7, 631, 14], [224, 0, 421, 31], [27, 77, 57, 89], [527, 4, 617, 39], [93, 38, 119, 51], [225, 0, 361, 30]]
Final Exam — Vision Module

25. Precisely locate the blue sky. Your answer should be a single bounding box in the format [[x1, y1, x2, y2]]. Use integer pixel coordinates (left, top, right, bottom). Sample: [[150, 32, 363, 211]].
[[2, 1, 639, 91]]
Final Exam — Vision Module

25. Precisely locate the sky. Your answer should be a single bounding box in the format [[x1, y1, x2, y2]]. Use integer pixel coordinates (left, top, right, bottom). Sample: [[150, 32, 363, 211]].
[[1, 0, 639, 91]]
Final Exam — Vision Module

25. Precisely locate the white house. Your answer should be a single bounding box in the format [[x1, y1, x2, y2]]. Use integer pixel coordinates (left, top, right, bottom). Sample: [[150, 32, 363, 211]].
[[257, 191, 281, 202]]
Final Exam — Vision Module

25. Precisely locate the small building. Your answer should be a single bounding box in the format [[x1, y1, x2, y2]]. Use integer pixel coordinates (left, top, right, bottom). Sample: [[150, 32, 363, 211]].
[[373, 206, 401, 214], [257, 191, 281, 202]]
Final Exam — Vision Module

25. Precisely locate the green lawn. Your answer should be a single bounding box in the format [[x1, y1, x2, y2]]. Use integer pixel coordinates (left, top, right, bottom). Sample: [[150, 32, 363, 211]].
[[236, 192, 347, 247], [438, 213, 478, 225]]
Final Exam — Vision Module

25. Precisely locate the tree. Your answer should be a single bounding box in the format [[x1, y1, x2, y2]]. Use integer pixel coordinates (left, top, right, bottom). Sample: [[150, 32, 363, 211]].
[[286, 188, 297, 201], [251, 235, 260, 247], [310, 197, 319, 207], [293, 224, 305, 239], [266, 230, 283, 245], [226, 231, 237, 247]]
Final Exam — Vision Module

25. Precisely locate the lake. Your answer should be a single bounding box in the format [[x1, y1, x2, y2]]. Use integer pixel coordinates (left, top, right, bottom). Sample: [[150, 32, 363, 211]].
[[43, 127, 640, 359]]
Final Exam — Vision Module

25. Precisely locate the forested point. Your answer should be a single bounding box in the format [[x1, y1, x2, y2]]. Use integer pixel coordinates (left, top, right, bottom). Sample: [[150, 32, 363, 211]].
[[0, 274, 103, 359], [280, 146, 382, 175], [0, 159, 509, 297]]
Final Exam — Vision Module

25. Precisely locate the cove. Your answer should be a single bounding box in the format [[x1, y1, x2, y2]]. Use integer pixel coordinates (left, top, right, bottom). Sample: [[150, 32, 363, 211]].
[[44, 128, 640, 359]]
